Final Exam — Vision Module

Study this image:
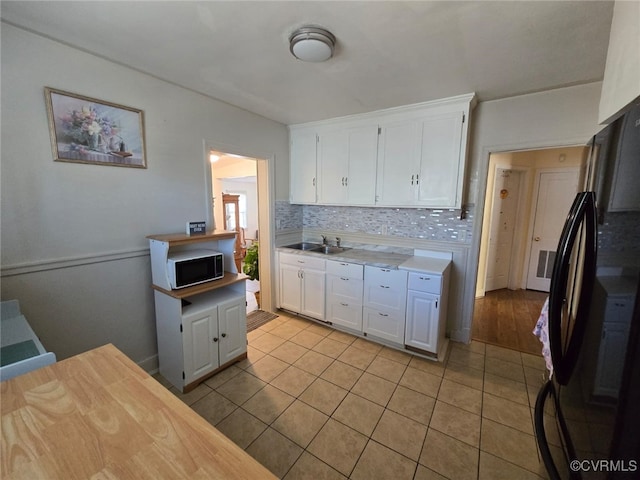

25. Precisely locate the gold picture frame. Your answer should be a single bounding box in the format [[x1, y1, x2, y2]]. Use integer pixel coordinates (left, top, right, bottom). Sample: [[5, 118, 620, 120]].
[[44, 87, 146, 168]]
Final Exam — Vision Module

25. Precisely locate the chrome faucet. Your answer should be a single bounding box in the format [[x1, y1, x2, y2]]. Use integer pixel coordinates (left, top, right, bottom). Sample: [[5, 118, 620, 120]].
[[321, 235, 328, 245]]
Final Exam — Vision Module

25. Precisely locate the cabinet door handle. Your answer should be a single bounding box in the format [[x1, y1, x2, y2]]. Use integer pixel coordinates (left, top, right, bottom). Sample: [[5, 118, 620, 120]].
[[381, 268, 390, 272], [380, 285, 390, 289], [341, 277, 349, 281], [416, 173, 419, 185], [378, 313, 389, 317], [341, 177, 345, 186], [341, 302, 349, 307], [419, 277, 431, 281], [300, 270, 304, 279], [345, 177, 348, 186], [221, 333, 227, 338], [312, 177, 316, 187], [297, 260, 305, 263], [213, 337, 219, 342], [411, 174, 414, 185]]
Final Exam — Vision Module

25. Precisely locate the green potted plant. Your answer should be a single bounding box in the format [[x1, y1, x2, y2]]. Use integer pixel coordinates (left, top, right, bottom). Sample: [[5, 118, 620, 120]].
[[242, 242, 260, 308], [242, 242, 259, 281]]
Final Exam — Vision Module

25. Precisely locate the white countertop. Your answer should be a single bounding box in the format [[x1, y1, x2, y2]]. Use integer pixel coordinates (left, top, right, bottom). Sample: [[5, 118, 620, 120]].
[[399, 256, 452, 275]]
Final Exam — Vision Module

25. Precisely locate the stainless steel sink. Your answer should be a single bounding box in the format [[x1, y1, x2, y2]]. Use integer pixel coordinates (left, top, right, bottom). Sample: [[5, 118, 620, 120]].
[[319, 246, 351, 255], [284, 242, 323, 251], [283, 243, 352, 255]]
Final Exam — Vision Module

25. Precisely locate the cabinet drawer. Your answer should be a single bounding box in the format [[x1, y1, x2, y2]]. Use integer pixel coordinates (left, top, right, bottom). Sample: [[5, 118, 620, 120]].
[[363, 307, 405, 344], [407, 272, 442, 294], [326, 260, 364, 279], [364, 266, 408, 289], [327, 275, 364, 304], [280, 252, 326, 270]]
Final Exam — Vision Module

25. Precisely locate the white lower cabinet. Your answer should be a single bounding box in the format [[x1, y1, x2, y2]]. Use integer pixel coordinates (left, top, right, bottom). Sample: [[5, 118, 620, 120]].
[[326, 260, 364, 331], [279, 253, 326, 320], [155, 287, 247, 392], [363, 267, 408, 344], [404, 270, 450, 355]]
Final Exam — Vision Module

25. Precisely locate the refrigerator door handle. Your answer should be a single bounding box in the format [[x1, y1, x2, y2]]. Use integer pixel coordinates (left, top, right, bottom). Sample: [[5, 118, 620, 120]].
[[548, 192, 597, 385], [534, 382, 562, 480]]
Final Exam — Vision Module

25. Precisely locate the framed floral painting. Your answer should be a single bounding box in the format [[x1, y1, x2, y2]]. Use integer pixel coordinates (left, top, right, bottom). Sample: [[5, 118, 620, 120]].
[[44, 87, 146, 168]]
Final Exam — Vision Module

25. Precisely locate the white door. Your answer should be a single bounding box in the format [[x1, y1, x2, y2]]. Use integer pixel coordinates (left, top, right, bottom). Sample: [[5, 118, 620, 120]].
[[526, 169, 580, 292], [279, 263, 302, 312], [182, 309, 219, 384], [290, 129, 317, 204], [485, 169, 522, 292], [405, 291, 439, 353], [301, 268, 326, 320], [318, 129, 347, 204]]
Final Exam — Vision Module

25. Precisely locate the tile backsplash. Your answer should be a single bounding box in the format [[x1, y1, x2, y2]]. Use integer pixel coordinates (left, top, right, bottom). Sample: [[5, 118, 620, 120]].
[[276, 201, 473, 243]]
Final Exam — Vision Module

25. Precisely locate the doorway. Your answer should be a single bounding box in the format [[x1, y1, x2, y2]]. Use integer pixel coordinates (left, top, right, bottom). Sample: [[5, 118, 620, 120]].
[[206, 147, 274, 315], [473, 146, 588, 353]]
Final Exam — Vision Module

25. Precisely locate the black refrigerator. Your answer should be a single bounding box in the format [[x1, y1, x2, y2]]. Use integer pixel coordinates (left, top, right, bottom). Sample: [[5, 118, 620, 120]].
[[534, 101, 640, 480]]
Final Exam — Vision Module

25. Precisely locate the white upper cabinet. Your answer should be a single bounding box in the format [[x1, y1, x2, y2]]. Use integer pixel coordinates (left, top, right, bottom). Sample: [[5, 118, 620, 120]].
[[289, 93, 474, 208], [376, 110, 466, 208], [318, 122, 378, 205], [290, 127, 318, 204]]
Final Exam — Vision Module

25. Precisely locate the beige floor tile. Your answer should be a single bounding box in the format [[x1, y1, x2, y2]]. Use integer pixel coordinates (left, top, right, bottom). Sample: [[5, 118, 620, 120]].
[[419, 428, 479, 480], [271, 365, 317, 397], [327, 329, 358, 345], [269, 322, 305, 340], [258, 317, 285, 333], [350, 372, 397, 407], [190, 390, 238, 426], [479, 451, 543, 480], [242, 384, 295, 424], [480, 418, 541, 473], [351, 337, 383, 354], [235, 345, 266, 369], [246, 427, 303, 478], [271, 341, 309, 364], [387, 385, 436, 426], [284, 452, 347, 480], [337, 345, 376, 370], [372, 409, 427, 461], [482, 392, 534, 435], [438, 378, 482, 415], [332, 393, 384, 436], [244, 354, 289, 382], [305, 323, 334, 337], [351, 440, 417, 480], [247, 328, 267, 342], [203, 364, 243, 390], [272, 400, 329, 448], [408, 355, 445, 377], [378, 346, 413, 365], [399, 366, 442, 398], [448, 347, 486, 370], [443, 361, 484, 391], [524, 366, 548, 388], [521, 352, 546, 371], [452, 340, 486, 355], [483, 372, 529, 406], [215, 408, 267, 449], [286, 317, 315, 330], [290, 329, 325, 349], [307, 419, 368, 477], [366, 355, 407, 383], [484, 356, 525, 383], [251, 332, 287, 353], [300, 378, 349, 415], [320, 360, 363, 390], [171, 383, 212, 406], [485, 344, 523, 365], [313, 337, 350, 358], [293, 350, 334, 376], [215, 371, 266, 405], [414, 465, 448, 480], [430, 400, 481, 447]]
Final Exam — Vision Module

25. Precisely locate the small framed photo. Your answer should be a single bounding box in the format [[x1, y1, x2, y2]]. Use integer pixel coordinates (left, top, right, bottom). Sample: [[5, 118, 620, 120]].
[[44, 87, 146, 168]]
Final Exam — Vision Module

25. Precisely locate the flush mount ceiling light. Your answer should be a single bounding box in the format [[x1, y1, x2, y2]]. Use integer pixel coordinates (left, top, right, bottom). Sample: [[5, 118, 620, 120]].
[[289, 26, 336, 62]]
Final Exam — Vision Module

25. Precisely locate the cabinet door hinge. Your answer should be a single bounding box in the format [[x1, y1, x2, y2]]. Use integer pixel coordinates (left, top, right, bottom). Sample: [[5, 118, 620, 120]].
[[378, 127, 382, 135], [436, 300, 438, 308], [180, 323, 183, 333], [462, 113, 465, 123]]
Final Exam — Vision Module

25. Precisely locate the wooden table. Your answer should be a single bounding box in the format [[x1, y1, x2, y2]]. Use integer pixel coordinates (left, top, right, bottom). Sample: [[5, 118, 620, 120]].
[[1, 344, 277, 479]]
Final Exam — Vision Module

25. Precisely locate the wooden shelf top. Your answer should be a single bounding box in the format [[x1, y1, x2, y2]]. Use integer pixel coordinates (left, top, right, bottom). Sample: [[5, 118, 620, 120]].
[[152, 272, 248, 298], [147, 230, 236, 246]]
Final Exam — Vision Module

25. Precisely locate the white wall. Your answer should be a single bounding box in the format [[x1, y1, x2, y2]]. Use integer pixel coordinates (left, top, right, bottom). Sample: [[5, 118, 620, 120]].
[[0, 24, 288, 367], [598, 0, 640, 124], [458, 82, 603, 342]]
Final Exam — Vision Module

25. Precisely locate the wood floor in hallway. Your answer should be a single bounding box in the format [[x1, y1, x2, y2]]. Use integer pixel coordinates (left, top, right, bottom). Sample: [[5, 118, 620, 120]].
[[472, 288, 548, 356]]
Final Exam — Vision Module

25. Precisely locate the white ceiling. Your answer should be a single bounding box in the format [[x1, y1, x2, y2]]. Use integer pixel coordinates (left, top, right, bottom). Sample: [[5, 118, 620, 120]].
[[1, 1, 614, 125]]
